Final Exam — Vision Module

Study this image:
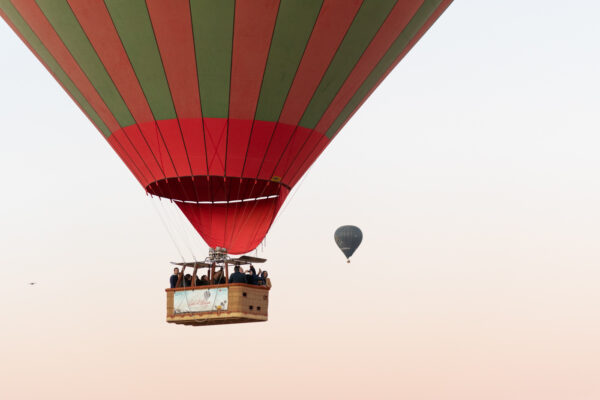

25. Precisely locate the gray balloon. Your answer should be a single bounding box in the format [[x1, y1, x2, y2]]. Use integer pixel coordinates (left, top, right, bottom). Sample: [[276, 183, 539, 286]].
[[334, 225, 363, 262]]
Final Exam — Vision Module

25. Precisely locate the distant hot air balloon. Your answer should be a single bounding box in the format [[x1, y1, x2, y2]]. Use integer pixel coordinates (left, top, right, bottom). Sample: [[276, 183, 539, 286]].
[[334, 225, 363, 262], [0, 0, 453, 254]]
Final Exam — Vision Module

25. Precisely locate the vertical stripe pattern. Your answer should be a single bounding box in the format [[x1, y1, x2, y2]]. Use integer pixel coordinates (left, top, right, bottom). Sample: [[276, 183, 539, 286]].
[[1, 0, 453, 253]]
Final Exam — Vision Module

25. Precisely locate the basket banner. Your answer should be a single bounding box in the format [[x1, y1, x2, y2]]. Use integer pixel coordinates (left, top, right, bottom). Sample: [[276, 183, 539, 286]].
[[173, 288, 229, 314]]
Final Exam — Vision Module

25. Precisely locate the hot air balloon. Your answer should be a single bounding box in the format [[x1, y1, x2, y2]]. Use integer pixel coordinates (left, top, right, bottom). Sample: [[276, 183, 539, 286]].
[[1, 0, 453, 325], [334, 225, 363, 262]]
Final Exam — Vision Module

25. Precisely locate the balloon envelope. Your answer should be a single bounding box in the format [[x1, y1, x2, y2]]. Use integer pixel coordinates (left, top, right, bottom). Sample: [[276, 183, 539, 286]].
[[0, 0, 452, 253], [334, 225, 363, 260]]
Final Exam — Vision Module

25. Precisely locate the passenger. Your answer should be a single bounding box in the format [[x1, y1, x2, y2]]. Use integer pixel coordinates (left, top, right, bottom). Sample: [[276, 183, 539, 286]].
[[199, 275, 209, 286], [247, 264, 259, 285], [228, 265, 246, 283], [169, 268, 180, 288], [237, 265, 244, 281], [257, 270, 272, 289], [257, 269, 264, 285], [239, 266, 250, 283], [183, 273, 193, 287], [194, 274, 202, 286], [214, 267, 226, 284]]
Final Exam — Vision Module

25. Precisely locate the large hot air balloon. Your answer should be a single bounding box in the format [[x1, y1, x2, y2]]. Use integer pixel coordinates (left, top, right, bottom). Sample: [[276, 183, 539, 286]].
[[0, 0, 452, 255]]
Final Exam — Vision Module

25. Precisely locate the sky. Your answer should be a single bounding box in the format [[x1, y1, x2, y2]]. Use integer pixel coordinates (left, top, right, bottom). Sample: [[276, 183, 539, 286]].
[[1, 1, 600, 399]]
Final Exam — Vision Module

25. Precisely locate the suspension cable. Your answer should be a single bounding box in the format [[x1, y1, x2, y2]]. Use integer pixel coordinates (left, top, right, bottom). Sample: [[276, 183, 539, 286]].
[[160, 198, 198, 262], [150, 195, 185, 263]]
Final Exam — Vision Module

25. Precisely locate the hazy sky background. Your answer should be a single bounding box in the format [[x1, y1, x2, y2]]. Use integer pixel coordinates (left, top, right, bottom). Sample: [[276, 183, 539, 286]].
[[1, 1, 599, 399]]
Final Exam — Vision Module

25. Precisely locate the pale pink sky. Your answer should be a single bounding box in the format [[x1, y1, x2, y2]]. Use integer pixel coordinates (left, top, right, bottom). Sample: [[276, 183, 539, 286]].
[[1, 1, 600, 399]]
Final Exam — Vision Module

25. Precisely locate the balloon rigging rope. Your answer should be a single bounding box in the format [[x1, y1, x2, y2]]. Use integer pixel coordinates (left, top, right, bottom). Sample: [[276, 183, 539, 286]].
[[150, 196, 185, 263], [272, 163, 312, 226], [205, 114, 323, 251], [175, 201, 204, 260], [177, 208, 204, 258], [161, 198, 198, 262], [228, 180, 281, 251], [223, 178, 258, 250], [161, 200, 194, 262], [156, 198, 184, 258], [251, 162, 314, 251], [253, 154, 319, 250], [269, 133, 336, 232], [161, 200, 194, 261], [166, 202, 203, 311], [172, 203, 202, 262], [234, 129, 327, 250], [224, 162, 291, 249], [226, 179, 284, 252], [160, 198, 204, 306], [152, 197, 200, 314], [162, 200, 187, 253]]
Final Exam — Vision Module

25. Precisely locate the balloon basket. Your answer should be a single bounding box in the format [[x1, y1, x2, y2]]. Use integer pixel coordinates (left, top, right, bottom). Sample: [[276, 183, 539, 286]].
[[165, 283, 269, 326]]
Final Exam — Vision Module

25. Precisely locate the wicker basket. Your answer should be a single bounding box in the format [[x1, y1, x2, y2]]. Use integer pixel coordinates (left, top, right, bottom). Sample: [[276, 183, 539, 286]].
[[165, 283, 269, 326]]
